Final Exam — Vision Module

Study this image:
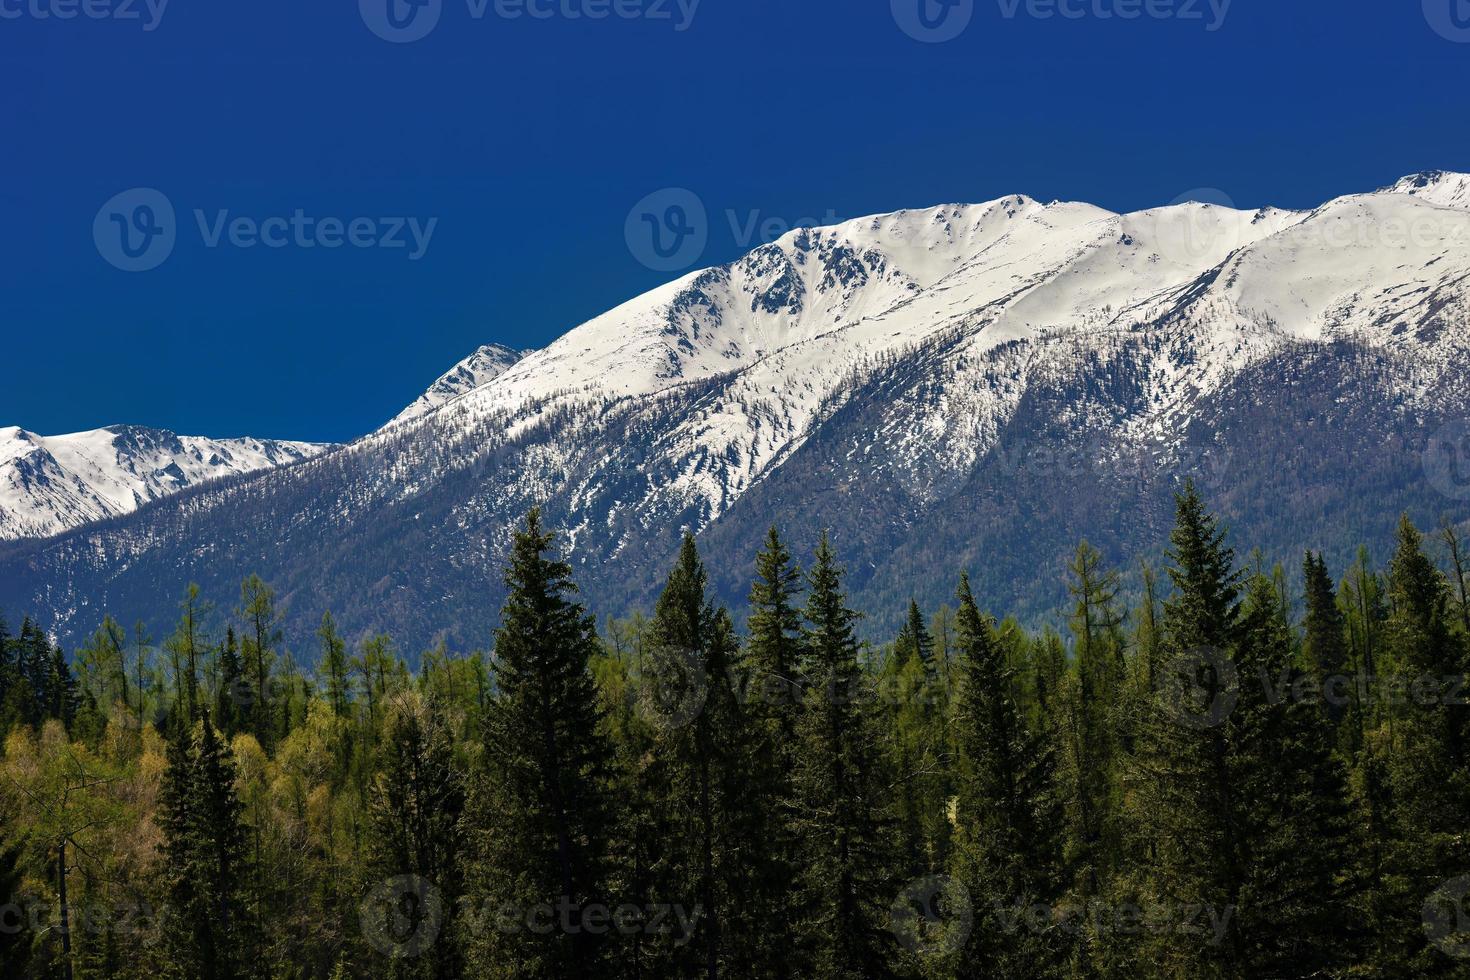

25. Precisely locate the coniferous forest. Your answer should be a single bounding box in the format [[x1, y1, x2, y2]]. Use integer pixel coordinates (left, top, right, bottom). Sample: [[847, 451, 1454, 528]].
[[1, 486, 1468, 979]]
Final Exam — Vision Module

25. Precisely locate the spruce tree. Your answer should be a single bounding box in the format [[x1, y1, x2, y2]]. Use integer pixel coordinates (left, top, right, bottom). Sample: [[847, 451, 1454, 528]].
[[948, 573, 1064, 978], [239, 575, 281, 748], [462, 509, 615, 978], [1302, 552, 1350, 736], [366, 696, 466, 980], [158, 712, 252, 980], [744, 525, 804, 754], [1382, 516, 1470, 974], [1226, 572, 1356, 976], [1061, 541, 1126, 903], [631, 534, 782, 978], [1131, 483, 1243, 977], [791, 533, 896, 979]]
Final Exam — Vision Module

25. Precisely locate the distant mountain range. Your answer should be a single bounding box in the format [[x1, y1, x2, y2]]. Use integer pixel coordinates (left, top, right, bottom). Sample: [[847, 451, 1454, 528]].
[[0, 426, 327, 541], [3, 171, 1469, 653]]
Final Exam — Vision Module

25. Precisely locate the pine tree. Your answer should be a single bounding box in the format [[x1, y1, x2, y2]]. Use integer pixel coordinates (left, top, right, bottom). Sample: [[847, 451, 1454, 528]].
[[319, 612, 350, 720], [1131, 483, 1243, 977], [1302, 552, 1351, 736], [239, 575, 281, 748], [45, 646, 80, 730], [629, 534, 784, 977], [1061, 542, 1127, 903], [948, 572, 1064, 978], [158, 712, 252, 980], [791, 533, 896, 979], [884, 600, 949, 879], [462, 509, 615, 978], [366, 695, 466, 980], [1381, 516, 1470, 975], [217, 626, 245, 737], [744, 525, 804, 755], [1226, 571, 1356, 976]]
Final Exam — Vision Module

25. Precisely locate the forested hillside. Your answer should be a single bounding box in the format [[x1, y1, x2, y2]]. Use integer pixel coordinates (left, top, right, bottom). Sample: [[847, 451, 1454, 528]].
[[2, 487, 1467, 978]]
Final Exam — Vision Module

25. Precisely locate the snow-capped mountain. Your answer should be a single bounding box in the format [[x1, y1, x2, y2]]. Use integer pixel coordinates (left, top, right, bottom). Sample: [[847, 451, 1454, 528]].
[[388, 343, 529, 426], [0, 425, 328, 541], [3, 172, 1468, 652]]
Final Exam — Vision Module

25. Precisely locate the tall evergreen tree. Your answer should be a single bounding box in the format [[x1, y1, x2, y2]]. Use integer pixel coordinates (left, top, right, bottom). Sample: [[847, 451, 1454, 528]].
[[1061, 541, 1127, 903], [366, 696, 466, 980], [744, 526, 804, 754], [948, 573, 1064, 978], [239, 575, 281, 748], [631, 534, 783, 978], [1381, 516, 1470, 975], [1302, 552, 1351, 735], [1226, 572, 1356, 976], [1131, 483, 1244, 977], [158, 712, 252, 980], [462, 509, 615, 978], [791, 533, 896, 979]]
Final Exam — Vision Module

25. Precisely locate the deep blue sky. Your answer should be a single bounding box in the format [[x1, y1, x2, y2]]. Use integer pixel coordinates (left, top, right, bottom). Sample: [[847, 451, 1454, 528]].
[[3, 0, 1468, 443]]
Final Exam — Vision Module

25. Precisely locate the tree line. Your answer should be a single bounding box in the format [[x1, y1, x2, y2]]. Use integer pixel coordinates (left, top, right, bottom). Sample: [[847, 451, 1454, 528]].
[[1, 484, 1468, 978]]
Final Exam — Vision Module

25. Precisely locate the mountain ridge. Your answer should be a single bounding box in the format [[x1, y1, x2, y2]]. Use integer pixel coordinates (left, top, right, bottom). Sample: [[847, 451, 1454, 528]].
[[3, 171, 1468, 652]]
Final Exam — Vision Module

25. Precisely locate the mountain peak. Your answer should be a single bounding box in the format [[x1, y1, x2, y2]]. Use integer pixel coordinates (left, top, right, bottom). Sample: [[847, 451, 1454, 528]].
[[1378, 170, 1470, 208], [389, 343, 531, 426]]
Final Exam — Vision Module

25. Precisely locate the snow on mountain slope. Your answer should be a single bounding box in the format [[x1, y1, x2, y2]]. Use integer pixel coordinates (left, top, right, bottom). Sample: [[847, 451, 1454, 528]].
[[4, 171, 1469, 652], [350, 171, 1465, 533], [0, 425, 329, 540], [388, 343, 529, 426]]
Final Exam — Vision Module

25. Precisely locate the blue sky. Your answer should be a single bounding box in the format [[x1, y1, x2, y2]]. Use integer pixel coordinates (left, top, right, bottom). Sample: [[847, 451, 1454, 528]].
[[3, 0, 1468, 443]]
